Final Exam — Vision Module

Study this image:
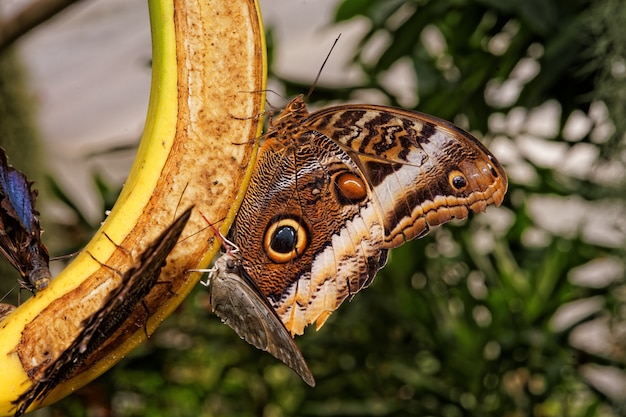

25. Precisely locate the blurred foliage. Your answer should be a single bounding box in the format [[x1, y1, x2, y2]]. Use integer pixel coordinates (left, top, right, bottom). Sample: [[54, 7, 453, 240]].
[[9, 0, 626, 416]]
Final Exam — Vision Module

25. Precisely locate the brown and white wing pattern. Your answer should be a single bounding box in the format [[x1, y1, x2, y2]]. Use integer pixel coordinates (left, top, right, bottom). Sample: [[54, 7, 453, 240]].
[[306, 102, 507, 247], [213, 95, 507, 339], [229, 129, 387, 335]]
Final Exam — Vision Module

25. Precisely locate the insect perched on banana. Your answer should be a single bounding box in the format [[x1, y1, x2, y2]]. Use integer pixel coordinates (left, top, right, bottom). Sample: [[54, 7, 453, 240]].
[[0, 147, 51, 294], [12, 209, 192, 417], [200, 78, 507, 384], [0, 0, 265, 414]]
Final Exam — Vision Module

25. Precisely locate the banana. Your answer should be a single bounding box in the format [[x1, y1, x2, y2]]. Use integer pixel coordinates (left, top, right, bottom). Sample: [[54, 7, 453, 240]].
[[0, 0, 265, 414]]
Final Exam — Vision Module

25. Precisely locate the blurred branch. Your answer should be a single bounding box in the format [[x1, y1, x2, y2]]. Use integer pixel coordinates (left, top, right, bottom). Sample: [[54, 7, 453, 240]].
[[0, 0, 82, 53]]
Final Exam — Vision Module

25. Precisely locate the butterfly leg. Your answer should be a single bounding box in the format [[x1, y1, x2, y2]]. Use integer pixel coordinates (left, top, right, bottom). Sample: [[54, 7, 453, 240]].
[[140, 299, 152, 338]]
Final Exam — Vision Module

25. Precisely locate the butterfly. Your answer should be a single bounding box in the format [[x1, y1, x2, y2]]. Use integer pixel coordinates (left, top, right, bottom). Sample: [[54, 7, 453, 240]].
[[204, 94, 507, 382], [225, 95, 507, 334], [13, 207, 192, 416], [0, 147, 51, 293]]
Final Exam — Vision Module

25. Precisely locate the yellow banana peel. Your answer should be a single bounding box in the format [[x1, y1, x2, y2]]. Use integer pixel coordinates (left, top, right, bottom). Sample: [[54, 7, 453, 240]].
[[0, 0, 265, 414]]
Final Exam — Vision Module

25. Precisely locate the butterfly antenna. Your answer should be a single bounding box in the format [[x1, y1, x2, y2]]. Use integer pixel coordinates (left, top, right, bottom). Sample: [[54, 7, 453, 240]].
[[174, 182, 190, 219], [0, 286, 15, 303], [305, 34, 341, 101], [51, 250, 82, 262]]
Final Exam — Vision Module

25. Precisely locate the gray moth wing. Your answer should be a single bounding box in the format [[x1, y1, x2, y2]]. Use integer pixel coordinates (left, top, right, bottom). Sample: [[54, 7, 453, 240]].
[[209, 253, 315, 387]]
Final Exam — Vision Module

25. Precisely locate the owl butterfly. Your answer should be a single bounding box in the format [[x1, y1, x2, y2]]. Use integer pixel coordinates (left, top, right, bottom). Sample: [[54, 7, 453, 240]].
[[207, 94, 507, 382], [0, 147, 51, 293], [221, 95, 507, 333], [13, 208, 192, 417]]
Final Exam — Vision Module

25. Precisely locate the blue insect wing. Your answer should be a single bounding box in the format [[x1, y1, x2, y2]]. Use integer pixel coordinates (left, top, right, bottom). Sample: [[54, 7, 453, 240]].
[[1, 169, 36, 233]]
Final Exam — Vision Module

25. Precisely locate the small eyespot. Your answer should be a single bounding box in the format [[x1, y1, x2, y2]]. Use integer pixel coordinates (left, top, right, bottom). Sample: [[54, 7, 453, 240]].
[[335, 172, 367, 203], [449, 170, 467, 190], [487, 162, 499, 178], [263, 217, 308, 263]]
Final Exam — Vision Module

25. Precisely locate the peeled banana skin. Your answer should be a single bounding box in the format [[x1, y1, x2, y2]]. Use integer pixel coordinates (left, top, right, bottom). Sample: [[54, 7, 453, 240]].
[[0, 0, 266, 414], [13, 208, 193, 416]]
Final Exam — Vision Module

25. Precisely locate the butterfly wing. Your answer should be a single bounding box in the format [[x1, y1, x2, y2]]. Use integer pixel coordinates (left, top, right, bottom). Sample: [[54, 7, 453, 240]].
[[13, 208, 192, 416], [0, 169, 37, 234], [226, 97, 507, 336], [77, 207, 193, 354], [0, 162, 32, 278], [305, 104, 508, 248], [209, 253, 315, 386], [230, 132, 387, 335]]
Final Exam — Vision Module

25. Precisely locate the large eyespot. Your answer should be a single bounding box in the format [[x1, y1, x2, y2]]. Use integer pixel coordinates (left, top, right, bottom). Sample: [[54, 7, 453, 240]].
[[263, 217, 309, 263], [335, 172, 367, 204], [448, 170, 467, 191]]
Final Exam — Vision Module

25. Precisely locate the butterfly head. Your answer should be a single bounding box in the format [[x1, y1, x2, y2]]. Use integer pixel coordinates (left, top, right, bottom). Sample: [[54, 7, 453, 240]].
[[269, 95, 310, 133]]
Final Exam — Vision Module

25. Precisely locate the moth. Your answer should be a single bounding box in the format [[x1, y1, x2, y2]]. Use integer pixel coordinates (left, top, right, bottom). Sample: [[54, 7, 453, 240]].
[[0, 147, 51, 293], [13, 207, 192, 416], [203, 245, 315, 386]]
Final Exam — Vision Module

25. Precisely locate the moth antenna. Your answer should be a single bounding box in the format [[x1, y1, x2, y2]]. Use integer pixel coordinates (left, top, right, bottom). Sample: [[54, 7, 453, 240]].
[[239, 88, 283, 99], [88, 234, 139, 291], [198, 211, 239, 255], [169, 186, 196, 245], [231, 89, 281, 124], [0, 287, 17, 316], [237, 88, 270, 96], [187, 211, 239, 286], [305, 33, 341, 101], [17, 280, 34, 304]]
